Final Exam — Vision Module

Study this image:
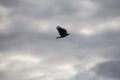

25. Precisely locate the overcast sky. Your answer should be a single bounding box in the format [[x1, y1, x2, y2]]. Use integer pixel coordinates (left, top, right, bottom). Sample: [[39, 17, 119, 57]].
[[0, 0, 120, 80]]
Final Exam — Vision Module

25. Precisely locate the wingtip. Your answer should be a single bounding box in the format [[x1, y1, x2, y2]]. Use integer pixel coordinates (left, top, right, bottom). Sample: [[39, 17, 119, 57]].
[[56, 37, 59, 39]]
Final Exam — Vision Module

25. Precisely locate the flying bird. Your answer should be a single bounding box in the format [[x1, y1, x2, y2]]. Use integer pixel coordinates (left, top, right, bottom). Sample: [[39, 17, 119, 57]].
[[56, 26, 70, 39]]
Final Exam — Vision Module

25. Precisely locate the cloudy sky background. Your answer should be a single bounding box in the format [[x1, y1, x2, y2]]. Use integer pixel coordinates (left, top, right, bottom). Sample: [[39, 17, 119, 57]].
[[0, 0, 120, 80]]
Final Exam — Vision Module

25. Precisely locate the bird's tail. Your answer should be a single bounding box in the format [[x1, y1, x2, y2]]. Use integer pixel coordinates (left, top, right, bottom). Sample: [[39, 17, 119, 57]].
[[56, 37, 60, 39]]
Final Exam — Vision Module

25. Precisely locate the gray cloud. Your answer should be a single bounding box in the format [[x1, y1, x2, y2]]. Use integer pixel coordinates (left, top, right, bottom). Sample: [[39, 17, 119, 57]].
[[93, 0, 120, 20], [7, 0, 80, 20], [0, 0, 120, 80], [0, 22, 120, 80], [93, 60, 120, 80], [0, 0, 24, 7]]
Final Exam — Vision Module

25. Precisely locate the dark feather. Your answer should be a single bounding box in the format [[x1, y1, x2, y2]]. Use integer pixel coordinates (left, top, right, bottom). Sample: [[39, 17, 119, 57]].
[[56, 26, 70, 39], [56, 26, 67, 36]]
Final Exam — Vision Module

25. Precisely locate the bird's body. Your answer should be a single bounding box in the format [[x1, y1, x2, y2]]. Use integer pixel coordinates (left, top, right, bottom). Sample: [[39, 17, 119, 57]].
[[56, 26, 70, 39]]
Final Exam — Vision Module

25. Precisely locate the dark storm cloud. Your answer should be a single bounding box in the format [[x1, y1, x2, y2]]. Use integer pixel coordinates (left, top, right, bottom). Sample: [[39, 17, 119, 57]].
[[94, 60, 120, 80]]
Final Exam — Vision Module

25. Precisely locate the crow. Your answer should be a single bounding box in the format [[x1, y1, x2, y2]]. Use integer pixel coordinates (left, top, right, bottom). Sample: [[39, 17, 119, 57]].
[[56, 26, 70, 39]]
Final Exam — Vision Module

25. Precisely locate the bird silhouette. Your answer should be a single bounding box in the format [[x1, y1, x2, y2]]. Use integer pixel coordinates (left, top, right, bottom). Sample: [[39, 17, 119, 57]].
[[56, 26, 70, 39]]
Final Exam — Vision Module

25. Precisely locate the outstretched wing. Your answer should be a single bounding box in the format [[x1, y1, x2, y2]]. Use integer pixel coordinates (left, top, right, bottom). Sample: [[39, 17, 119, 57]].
[[56, 26, 67, 36]]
